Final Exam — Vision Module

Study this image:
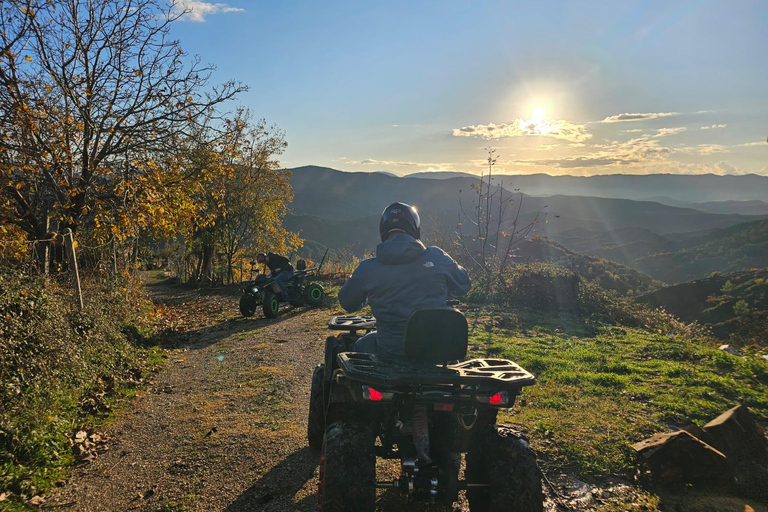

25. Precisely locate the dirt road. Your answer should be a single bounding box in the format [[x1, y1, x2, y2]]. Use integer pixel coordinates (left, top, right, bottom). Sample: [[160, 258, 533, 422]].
[[51, 281, 333, 512]]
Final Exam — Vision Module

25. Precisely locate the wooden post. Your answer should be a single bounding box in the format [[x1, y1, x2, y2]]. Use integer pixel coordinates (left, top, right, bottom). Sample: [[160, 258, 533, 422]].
[[110, 236, 118, 276], [63, 228, 84, 310]]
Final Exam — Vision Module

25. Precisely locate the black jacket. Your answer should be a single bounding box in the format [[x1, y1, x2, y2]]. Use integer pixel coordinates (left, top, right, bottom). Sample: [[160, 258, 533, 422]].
[[266, 253, 293, 276]]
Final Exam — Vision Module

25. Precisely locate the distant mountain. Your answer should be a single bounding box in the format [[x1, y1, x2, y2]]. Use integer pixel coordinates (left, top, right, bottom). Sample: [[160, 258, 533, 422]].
[[637, 268, 768, 338], [404, 171, 474, 180], [395, 170, 768, 203], [288, 167, 765, 245], [632, 219, 768, 284]]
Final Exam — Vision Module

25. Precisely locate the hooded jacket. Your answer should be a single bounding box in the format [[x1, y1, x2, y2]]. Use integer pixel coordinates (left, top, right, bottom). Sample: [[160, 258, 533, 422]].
[[338, 233, 471, 356]]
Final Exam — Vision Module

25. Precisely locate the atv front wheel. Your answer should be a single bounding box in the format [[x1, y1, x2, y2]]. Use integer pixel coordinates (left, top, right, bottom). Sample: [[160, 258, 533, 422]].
[[239, 294, 257, 317], [262, 291, 280, 318], [304, 283, 325, 307], [307, 364, 326, 450], [318, 421, 375, 512], [465, 425, 543, 512]]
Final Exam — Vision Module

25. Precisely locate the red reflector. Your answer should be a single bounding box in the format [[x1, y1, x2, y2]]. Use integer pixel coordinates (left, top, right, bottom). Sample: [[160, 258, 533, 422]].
[[489, 392, 504, 406], [434, 403, 454, 412], [368, 387, 383, 401]]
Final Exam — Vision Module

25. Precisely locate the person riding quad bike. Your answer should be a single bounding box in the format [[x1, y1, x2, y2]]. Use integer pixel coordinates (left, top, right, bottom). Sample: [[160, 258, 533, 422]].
[[256, 252, 294, 298], [311, 203, 543, 511]]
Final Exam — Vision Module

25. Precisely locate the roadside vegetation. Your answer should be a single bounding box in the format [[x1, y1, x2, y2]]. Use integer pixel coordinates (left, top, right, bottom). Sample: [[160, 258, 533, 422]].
[[462, 263, 768, 488], [0, 267, 162, 507]]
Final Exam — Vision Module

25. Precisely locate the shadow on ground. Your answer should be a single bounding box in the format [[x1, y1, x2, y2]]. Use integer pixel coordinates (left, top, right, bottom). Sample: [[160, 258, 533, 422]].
[[224, 447, 320, 512]]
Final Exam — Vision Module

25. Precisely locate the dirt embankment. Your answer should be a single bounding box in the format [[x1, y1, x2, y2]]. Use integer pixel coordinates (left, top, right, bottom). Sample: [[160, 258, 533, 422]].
[[48, 281, 766, 512]]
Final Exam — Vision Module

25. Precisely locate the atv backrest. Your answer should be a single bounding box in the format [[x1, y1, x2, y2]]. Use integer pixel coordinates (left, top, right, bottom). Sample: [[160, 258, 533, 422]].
[[403, 308, 468, 363], [296, 259, 307, 271]]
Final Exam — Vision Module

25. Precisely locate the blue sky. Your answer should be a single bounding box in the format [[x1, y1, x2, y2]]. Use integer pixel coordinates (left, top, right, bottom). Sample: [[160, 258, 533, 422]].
[[169, 0, 767, 176]]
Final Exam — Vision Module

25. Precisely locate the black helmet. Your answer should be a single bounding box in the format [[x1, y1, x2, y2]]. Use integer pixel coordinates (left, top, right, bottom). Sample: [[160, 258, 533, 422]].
[[256, 252, 267, 263], [379, 202, 420, 242]]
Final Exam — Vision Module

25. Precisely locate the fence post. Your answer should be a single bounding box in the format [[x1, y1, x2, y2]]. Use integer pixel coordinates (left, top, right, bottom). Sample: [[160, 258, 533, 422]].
[[63, 228, 84, 310]]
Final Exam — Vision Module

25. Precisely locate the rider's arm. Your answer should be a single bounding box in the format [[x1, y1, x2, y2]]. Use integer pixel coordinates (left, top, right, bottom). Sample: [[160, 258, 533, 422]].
[[434, 248, 471, 297], [338, 265, 368, 313]]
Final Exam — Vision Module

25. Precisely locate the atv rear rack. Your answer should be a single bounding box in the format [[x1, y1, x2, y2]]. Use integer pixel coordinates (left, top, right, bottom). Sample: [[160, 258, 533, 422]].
[[336, 353, 535, 390]]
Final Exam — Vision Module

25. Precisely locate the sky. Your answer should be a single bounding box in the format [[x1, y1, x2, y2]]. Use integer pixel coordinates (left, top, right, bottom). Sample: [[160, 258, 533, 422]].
[[168, 0, 767, 177]]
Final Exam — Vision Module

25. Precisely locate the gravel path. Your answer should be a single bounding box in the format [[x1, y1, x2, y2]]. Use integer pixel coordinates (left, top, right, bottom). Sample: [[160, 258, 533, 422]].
[[51, 282, 331, 512]]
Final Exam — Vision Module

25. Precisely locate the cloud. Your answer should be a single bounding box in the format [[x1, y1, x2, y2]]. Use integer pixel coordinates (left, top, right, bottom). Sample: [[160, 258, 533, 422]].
[[600, 112, 677, 123], [623, 129, 644, 133], [453, 118, 591, 143], [516, 156, 638, 168], [172, 1, 244, 22], [737, 141, 767, 147], [676, 144, 727, 155], [700, 124, 727, 130], [653, 127, 687, 138]]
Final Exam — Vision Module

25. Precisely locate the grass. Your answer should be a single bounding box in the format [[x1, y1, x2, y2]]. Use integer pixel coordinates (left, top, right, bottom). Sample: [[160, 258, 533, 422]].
[[472, 310, 768, 479]]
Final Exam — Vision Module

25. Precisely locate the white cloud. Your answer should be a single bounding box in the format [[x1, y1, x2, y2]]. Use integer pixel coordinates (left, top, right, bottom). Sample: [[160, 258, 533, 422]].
[[453, 118, 591, 143], [623, 129, 644, 133], [737, 141, 767, 147], [172, 1, 244, 22], [700, 124, 727, 130], [653, 127, 687, 138], [600, 112, 677, 123]]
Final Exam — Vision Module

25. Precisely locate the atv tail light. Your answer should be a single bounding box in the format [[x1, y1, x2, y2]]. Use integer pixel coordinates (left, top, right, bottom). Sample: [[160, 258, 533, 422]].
[[433, 403, 454, 412], [361, 385, 393, 401], [476, 390, 509, 406]]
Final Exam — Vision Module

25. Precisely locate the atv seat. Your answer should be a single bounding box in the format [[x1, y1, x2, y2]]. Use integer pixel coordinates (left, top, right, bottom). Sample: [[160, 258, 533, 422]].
[[403, 308, 467, 364]]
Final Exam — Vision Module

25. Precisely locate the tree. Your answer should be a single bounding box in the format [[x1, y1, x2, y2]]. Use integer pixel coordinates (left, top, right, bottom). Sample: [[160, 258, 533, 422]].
[[0, 0, 244, 258], [457, 148, 544, 294], [185, 110, 300, 286]]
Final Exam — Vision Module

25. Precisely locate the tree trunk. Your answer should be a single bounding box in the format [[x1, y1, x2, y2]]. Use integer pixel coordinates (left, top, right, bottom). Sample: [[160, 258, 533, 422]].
[[199, 244, 215, 287]]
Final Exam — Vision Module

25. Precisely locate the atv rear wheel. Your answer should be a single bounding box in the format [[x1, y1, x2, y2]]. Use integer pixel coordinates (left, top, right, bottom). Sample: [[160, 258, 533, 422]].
[[304, 283, 325, 306], [307, 364, 326, 450], [239, 294, 257, 317], [318, 421, 375, 512], [465, 425, 543, 512], [262, 291, 280, 318]]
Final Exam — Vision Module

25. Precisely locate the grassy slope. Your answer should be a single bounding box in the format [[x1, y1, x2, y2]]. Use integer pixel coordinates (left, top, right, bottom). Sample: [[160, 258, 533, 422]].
[[468, 310, 768, 478]]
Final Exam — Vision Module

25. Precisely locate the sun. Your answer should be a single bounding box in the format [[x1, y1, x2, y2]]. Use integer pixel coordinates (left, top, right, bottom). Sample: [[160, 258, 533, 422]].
[[532, 106, 546, 123]]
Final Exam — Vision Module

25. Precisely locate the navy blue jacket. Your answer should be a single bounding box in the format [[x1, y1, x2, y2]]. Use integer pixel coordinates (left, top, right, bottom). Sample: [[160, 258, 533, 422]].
[[338, 233, 471, 355]]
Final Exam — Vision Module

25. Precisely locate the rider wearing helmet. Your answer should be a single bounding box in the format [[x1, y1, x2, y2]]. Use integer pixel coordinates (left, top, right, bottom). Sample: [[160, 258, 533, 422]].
[[256, 252, 294, 299], [338, 202, 471, 356]]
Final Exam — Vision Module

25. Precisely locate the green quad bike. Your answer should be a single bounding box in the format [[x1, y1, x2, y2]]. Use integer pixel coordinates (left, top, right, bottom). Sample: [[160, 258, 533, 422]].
[[239, 259, 325, 319], [308, 309, 544, 512]]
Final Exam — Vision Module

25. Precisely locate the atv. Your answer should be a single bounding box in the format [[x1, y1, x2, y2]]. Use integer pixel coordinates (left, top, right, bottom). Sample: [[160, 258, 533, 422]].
[[239, 259, 325, 318], [308, 309, 543, 511]]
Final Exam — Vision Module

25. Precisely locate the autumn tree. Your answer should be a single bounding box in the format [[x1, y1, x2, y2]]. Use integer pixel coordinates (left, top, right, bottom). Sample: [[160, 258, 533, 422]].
[[185, 109, 300, 286], [0, 0, 244, 262]]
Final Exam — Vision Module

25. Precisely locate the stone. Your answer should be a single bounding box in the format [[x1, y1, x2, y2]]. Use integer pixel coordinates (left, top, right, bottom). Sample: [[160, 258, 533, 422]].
[[718, 344, 744, 357], [633, 430, 730, 484], [703, 404, 768, 500]]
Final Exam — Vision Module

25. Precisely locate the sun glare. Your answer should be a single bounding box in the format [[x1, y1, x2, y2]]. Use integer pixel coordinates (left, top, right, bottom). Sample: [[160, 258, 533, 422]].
[[532, 106, 546, 123]]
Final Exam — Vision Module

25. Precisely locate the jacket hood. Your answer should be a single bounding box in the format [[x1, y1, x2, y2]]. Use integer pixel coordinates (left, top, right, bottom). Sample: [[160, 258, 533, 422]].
[[376, 233, 427, 265]]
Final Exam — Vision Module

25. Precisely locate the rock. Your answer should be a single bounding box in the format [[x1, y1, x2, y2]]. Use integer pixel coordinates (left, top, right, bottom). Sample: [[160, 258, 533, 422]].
[[633, 430, 730, 484], [704, 405, 768, 465], [718, 344, 743, 357], [703, 404, 768, 500]]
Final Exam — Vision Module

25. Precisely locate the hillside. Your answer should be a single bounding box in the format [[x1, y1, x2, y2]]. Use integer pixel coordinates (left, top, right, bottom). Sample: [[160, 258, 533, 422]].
[[288, 166, 765, 247], [637, 268, 768, 339], [633, 220, 768, 283]]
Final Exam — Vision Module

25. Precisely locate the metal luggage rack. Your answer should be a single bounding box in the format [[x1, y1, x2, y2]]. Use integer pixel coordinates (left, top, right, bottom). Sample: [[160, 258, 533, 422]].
[[336, 352, 535, 389], [328, 315, 377, 333]]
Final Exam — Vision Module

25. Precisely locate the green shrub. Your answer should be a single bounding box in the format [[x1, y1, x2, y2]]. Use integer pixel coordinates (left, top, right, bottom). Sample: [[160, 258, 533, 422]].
[[0, 267, 156, 501]]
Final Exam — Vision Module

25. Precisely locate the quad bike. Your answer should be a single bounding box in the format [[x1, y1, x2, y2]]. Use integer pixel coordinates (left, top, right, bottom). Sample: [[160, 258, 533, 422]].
[[308, 309, 544, 512], [239, 259, 325, 319]]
